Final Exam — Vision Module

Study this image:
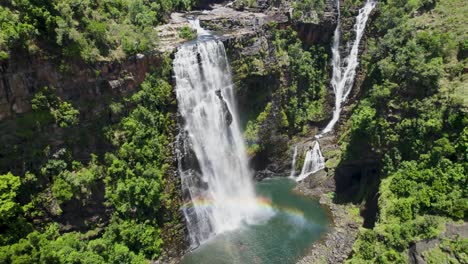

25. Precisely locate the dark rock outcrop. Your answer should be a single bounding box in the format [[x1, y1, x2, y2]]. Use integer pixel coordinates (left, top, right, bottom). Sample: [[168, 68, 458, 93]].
[[408, 222, 468, 264], [215, 89, 233, 125], [0, 52, 161, 121], [294, 0, 337, 44]]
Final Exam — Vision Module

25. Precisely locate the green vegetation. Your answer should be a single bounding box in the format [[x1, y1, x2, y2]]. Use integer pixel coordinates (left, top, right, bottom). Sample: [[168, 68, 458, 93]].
[[233, 0, 257, 9], [341, 0, 467, 262], [273, 28, 328, 130], [0, 55, 182, 263], [237, 25, 329, 155], [292, 0, 325, 22], [0, 223, 148, 263], [0, 0, 197, 62], [178, 25, 196, 40], [31, 87, 80, 128]]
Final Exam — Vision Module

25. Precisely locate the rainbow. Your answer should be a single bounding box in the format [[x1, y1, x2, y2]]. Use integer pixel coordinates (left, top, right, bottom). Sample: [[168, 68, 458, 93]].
[[181, 196, 307, 222]]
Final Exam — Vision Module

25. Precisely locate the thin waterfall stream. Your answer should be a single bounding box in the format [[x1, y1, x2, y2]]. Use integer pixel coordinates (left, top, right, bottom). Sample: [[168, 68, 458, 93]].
[[289, 146, 298, 177], [295, 0, 376, 182], [322, 0, 376, 134], [295, 142, 325, 182]]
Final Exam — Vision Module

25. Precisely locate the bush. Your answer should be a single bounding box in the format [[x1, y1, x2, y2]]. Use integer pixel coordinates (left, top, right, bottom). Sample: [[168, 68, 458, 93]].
[[0, 173, 21, 223], [0, 0, 195, 62], [178, 26, 196, 40], [346, 0, 467, 261], [31, 87, 80, 128]]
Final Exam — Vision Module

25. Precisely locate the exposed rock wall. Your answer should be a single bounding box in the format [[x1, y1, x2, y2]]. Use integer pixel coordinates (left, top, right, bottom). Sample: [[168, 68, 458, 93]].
[[0, 51, 161, 121], [0, 1, 337, 121], [294, 0, 337, 44]]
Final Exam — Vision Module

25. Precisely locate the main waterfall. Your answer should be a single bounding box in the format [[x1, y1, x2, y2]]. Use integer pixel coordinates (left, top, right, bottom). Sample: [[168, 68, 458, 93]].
[[174, 30, 266, 247], [322, 0, 376, 134]]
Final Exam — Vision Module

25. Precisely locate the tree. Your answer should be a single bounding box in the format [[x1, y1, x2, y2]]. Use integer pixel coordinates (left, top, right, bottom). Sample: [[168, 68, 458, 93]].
[[0, 173, 21, 224]]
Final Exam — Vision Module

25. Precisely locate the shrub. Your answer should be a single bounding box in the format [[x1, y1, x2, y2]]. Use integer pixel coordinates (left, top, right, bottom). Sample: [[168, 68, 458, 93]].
[[178, 26, 196, 40]]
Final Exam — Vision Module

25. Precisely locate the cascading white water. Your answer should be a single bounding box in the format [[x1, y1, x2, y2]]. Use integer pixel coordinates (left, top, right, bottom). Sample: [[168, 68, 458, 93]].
[[289, 146, 298, 177], [296, 141, 325, 182], [322, 0, 376, 134], [295, 1, 376, 182], [174, 23, 269, 248], [188, 18, 209, 36]]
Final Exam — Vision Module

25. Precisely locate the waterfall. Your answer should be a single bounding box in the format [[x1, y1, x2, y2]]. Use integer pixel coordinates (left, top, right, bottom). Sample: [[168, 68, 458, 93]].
[[188, 18, 209, 36], [322, 0, 376, 134], [296, 141, 325, 182], [289, 146, 298, 177], [174, 24, 268, 248], [294, 0, 376, 182]]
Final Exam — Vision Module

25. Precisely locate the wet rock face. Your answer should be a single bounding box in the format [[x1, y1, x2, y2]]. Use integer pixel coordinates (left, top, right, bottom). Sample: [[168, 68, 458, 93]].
[[176, 129, 203, 176], [215, 90, 233, 126]]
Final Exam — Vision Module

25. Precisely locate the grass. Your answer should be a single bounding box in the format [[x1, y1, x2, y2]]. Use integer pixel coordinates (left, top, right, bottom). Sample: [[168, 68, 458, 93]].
[[413, 0, 467, 42], [346, 205, 363, 223], [413, 0, 468, 109], [422, 246, 459, 264]]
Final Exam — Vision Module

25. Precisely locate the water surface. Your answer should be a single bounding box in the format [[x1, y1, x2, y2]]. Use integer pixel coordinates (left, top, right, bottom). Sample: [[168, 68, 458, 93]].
[[182, 177, 329, 264]]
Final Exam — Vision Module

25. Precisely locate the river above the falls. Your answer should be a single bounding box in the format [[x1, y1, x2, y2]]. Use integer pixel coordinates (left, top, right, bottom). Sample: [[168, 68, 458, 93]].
[[181, 177, 329, 264]]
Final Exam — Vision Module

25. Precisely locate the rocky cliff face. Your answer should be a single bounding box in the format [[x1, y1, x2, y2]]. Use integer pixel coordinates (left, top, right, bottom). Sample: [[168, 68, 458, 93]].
[[196, 2, 338, 178], [0, 0, 338, 173], [0, 0, 337, 119], [294, 0, 337, 44], [0, 51, 161, 121], [0, 50, 170, 177]]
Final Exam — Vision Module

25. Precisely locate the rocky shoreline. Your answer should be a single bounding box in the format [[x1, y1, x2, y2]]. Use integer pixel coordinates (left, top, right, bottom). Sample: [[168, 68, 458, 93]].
[[294, 176, 362, 264]]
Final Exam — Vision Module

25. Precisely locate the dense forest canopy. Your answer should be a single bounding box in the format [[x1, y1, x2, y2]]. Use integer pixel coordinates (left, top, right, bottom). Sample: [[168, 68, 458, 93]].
[[0, 0, 196, 62], [344, 0, 467, 262]]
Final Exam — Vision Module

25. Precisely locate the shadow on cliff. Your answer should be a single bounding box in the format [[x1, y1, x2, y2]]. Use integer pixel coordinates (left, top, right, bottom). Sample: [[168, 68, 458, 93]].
[[332, 134, 381, 228]]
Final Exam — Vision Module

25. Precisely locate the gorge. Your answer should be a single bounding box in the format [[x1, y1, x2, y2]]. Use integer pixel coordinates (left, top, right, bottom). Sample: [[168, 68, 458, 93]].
[[0, 0, 466, 263], [176, 0, 375, 259]]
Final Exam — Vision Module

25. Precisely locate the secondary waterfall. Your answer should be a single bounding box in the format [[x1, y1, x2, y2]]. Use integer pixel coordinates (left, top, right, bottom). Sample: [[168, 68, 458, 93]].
[[322, 0, 376, 134], [289, 146, 298, 177], [296, 141, 325, 182], [174, 25, 267, 248], [295, 1, 376, 182]]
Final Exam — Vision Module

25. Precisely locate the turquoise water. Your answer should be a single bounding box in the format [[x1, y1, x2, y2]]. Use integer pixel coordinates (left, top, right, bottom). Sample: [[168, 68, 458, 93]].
[[181, 177, 329, 264]]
